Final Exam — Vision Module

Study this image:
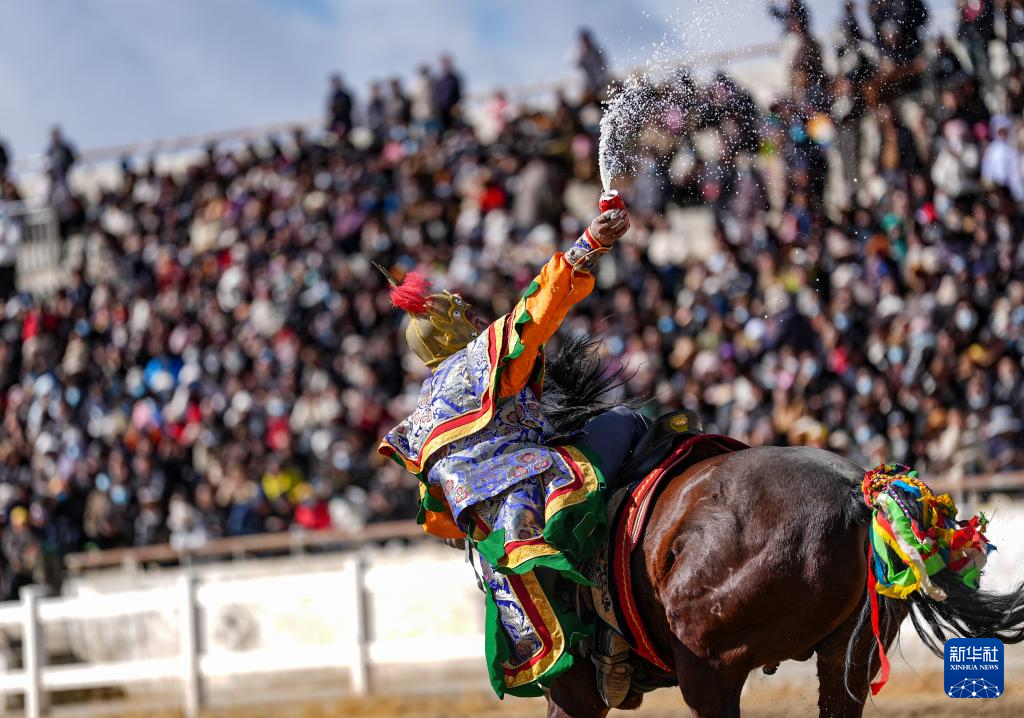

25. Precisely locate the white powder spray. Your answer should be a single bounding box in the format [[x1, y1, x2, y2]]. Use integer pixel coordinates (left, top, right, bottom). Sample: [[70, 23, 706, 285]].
[[595, 3, 744, 192], [598, 79, 658, 192]]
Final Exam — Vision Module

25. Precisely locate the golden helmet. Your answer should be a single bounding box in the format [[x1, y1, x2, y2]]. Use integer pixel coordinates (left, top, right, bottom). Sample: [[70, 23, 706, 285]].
[[376, 264, 479, 370]]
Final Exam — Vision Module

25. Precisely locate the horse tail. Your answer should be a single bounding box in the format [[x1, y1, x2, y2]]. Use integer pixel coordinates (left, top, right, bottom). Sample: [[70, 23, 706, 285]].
[[843, 468, 1024, 697], [902, 569, 1024, 655]]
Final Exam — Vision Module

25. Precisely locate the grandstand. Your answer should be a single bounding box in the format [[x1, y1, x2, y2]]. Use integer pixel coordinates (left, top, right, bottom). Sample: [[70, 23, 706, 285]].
[[0, 0, 1023, 714]]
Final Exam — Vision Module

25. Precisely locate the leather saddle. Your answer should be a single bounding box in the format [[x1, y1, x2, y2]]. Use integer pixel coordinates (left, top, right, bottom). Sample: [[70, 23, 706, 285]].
[[612, 409, 704, 490]]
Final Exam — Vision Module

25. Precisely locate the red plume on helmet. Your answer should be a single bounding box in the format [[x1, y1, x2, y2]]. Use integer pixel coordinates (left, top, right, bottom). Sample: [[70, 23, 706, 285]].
[[388, 272, 432, 315], [374, 262, 432, 316]]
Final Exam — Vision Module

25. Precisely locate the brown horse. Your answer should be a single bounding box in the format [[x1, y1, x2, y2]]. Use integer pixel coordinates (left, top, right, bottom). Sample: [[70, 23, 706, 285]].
[[544, 445, 1024, 718]]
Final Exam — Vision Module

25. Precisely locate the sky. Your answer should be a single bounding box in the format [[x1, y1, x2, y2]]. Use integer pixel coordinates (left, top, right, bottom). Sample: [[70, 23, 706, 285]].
[[0, 0, 955, 160]]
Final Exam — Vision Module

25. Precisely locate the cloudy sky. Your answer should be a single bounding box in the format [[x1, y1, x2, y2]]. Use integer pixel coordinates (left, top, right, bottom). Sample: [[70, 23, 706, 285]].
[[0, 0, 954, 159]]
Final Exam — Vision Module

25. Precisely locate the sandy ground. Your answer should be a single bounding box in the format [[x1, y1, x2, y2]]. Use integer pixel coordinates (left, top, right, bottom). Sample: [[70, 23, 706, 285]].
[[89, 693, 1024, 718], [61, 673, 1024, 718]]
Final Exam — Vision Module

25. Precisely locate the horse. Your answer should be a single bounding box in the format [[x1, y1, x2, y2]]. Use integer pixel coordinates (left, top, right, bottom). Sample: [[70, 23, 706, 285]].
[[540, 444, 1024, 718], [538, 340, 1024, 718]]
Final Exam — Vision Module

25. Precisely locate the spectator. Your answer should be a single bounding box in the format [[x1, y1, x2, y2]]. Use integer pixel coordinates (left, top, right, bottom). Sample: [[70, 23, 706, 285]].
[[410, 64, 438, 135], [831, 74, 868, 198], [0, 134, 9, 177], [985, 405, 1024, 471], [876, 103, 921, 182], [933, 36, 966, 87], [706, 73, 762, 154], [365, 81, 387, 146], [791, 22, 831, 111], [2, 507, 39, 600], [869, 0, 929, 74], [981, 115, 1024, 200], [835, 1, 875, 83], [45, 126, 84, 236], [725, 152, 770, 246], [293, 482, 332, 531], [0, 176, 19, 202], [932, 119, 981, 197], [770, 0, 812, 37], [576, 29, 610, 100], [838, 0, 865, 50], [386, 77, 412, 128], [45, 126, 76, 182], [327, 73, 354, 136], [1004, 0, 1024, 71], [167, 490, 216, 550], [957, 0, 996, 87], [481, 90, 513, 142], [434, 54, 463, 132]]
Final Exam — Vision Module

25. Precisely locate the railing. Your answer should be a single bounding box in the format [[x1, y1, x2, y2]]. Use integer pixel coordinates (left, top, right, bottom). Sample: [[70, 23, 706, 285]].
[[11, 574, 325, 718], [930, 470, 1024, 496], [64, 520, 426, 573], [0, 200, 61, 295], [0, 552, 485, 718]]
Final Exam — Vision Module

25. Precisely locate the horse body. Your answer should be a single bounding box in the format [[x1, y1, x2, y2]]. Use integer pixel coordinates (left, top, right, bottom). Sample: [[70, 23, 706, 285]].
[[547, 445, 1023, 718]]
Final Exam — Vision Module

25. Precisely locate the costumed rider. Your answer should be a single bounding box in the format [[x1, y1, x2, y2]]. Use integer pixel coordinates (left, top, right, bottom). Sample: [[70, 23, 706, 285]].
[[378, 197, 646, 703]]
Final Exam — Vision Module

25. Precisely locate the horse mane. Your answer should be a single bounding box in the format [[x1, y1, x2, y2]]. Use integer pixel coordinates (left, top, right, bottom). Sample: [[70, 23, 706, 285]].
[[541, 334, 647, 435]]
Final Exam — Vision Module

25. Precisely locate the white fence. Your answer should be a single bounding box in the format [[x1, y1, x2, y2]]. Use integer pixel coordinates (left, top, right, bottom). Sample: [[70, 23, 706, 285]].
[[0, 548, 485, 718]]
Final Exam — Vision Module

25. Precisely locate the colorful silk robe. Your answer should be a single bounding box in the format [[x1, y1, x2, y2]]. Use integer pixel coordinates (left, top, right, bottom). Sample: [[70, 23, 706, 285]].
[[379, 236, 608, 697]]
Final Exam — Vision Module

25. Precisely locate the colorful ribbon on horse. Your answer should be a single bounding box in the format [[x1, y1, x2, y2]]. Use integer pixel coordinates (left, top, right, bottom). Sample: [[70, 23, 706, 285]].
[[860, 463, 994, 694]]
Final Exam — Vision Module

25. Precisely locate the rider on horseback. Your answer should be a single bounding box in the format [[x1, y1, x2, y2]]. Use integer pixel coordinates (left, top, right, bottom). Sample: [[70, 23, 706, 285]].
[[378, 199, 646, 701]]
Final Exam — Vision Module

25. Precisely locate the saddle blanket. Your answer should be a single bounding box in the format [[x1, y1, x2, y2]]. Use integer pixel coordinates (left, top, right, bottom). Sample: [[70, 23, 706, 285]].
[[589, 433, 748, 672]]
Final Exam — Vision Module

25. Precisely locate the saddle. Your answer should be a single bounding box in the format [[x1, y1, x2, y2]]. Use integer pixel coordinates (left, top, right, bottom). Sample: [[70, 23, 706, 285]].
[[613, 409, 705, 489], [587, 411, 748, 697]]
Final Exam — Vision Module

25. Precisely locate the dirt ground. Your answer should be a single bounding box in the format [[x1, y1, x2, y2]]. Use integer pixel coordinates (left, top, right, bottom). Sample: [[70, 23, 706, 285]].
[[85, 674, 1024, 718], [97, 695, 1024, 718], [49, 654, 1024, 718]]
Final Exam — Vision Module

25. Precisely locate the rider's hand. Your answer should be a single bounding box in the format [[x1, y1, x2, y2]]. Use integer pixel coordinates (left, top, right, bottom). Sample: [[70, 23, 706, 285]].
[[589, 209, 630, 247]]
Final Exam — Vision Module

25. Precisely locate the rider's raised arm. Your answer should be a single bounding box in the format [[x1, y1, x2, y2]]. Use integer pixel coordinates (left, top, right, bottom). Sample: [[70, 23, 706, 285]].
[[497, 209, 628, 398]]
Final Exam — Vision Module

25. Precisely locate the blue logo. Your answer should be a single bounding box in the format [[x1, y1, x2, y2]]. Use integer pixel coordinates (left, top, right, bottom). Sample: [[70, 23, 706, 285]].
[[944, 638, 1004, 698]]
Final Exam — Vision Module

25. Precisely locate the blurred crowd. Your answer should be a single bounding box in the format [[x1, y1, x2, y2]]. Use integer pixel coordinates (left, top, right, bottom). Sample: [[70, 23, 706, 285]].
[[1, 4, 1024, 597]]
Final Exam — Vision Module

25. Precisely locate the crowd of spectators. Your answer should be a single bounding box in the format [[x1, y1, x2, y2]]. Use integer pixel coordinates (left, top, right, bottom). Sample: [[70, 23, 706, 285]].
[[1, 2, 1024, 597], [326, 55, 463, 142]]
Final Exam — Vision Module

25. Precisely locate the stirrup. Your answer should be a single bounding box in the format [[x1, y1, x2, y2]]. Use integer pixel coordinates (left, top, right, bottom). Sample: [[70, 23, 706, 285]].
[[592, 627, 633, 708]]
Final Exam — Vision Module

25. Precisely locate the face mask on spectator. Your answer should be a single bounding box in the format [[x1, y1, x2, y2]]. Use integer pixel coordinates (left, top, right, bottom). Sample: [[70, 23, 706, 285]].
[[956, 308, 978, 332], [856, 375, 872, 396], [111, 485, 129, 505]]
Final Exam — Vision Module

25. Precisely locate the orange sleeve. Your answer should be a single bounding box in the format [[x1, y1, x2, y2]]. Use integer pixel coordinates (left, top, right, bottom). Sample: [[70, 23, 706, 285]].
[[498, 253, 596, 398], [419, 484, 464, 540]]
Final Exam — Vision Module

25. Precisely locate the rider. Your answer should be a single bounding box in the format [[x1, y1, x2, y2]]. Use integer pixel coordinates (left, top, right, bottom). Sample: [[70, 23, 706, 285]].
[[378, 201, 647, 701]]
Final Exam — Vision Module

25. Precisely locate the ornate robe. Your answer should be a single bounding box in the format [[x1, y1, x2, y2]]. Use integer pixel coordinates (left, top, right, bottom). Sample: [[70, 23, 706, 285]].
[[379, 235, 608, 696]]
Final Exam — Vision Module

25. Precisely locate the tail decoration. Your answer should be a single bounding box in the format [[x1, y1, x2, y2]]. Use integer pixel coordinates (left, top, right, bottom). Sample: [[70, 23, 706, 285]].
[[860, 463, 993, 694]]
